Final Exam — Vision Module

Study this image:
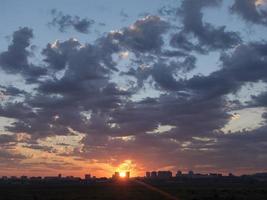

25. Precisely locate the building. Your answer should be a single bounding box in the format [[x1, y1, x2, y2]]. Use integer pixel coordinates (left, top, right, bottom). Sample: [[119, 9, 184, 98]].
[[157, 171, 172, 179], [29, 177, 42, 181], [21, 176, 28, 180], [126, 171, 130, 179], [151, 171, 157, 178], [84, 174, 91, 180], [228, 173, 234, 177], [112, 171, 130, 180], [146, 171, 172, 179], [176, 171, 182, 177], [188, 170, 194, 176], [209, 173, 222, 177], [112, 172, 120, 179]]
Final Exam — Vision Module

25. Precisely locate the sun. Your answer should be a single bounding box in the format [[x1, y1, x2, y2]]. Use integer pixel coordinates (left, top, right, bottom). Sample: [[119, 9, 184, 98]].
[[119, 172, 126, 178]]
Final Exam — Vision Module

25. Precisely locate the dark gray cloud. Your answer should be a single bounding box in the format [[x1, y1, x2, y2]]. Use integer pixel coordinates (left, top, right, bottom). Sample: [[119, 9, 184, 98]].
[[80, 93, 229, 140], [0, 85, 26, 97], [0, 134, 16, 144], [0, 7, 267, 174], [1, 34, 130, 137], [251, 91, 267, 107], [170, 0, 242, 52], [42, 38, 80, 71], [22, 144, 56, 153], [188, 42, 267, 99], [231, 0, 267, 25], [0, 102, 36, 120], [0, 27, 46, 82], [109, 16, 170, 53], [0, 150, 26, 160], [124, 55, 196, 91], [50, 9, 95, 33]]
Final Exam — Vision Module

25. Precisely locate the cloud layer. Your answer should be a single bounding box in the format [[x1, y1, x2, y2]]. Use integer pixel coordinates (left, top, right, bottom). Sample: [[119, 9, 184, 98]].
[[0, 0, 267, 176]]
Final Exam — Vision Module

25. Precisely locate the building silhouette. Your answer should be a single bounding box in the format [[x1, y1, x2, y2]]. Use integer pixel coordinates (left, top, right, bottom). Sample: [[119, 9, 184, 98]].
[[176, 171, 182, 177], [126, 172, 130, 179], [146, 171, 172, 179], [112, 171, 130, 180], [158, 171, 172, 179], [84, 174, 91, 180], [151, 171, 157, 179], [112, 172, 120, 179], [188, 170, 194, 176]]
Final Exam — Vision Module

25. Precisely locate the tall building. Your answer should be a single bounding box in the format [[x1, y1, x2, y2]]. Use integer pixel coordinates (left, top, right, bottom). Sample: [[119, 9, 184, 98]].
[[112, 172, 120, 179], [157, 171, 172, 179], [151, 171, 157, 178], [229, 173, 234, 177], [188, 170, 194, 176], [112, 171, 130, 180], [126, 171, 130, 179], [21, 176, 28, 180], [145, 171, 173, 179], [176, 171, 182, 177], [84, 174, 91, 180]]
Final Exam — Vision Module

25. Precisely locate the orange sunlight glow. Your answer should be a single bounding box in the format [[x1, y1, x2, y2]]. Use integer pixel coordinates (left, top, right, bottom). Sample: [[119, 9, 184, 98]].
[[116, 160, 137, 177], [119, 171, 126, 178]]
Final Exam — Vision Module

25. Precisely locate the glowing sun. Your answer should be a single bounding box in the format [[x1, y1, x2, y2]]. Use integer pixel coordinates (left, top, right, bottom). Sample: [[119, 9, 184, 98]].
[[119, 172, 126, 178]]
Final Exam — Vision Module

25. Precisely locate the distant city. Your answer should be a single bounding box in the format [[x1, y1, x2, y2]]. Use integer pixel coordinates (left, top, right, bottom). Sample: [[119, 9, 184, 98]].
[[1, 171, 267, 184]]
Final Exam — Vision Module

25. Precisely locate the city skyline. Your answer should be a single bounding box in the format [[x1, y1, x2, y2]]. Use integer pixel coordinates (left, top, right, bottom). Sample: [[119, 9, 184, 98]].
[[1, 0, 267, 177]]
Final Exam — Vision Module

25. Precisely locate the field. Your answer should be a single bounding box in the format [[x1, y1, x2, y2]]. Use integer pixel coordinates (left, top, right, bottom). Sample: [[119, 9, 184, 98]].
[[0, 179, 267, 200]]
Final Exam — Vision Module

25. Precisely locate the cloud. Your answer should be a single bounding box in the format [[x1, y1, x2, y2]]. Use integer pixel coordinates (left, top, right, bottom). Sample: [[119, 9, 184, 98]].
[[1, 34, 131, 137], [0, 150, 26, 160], [251, 91, 267, 107], [124, 54, 196, 91], [187, 42, 267, 99], [231, 0, 267, 25], [0, 102, 36, 120], [0, 27, 46, 83], [50, 9, 95, 33], [170, 0, 242, 52], [0, 134, 16, 144], [0, 8, 267, 175], [0, 85, 26, 97], [109, 16, 170, 53]]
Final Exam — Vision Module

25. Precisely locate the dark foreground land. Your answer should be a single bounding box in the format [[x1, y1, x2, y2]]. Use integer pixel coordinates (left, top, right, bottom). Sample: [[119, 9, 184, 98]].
[[0, 178, 267, 200]]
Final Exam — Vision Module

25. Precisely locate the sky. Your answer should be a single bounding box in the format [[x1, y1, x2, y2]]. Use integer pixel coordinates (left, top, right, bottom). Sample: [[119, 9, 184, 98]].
[[0, 0, 267, 178]]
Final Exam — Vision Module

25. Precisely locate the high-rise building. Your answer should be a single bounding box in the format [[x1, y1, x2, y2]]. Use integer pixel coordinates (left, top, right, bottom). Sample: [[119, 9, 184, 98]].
[[229, 173, 234, 177], [84, 174, 91, 180], [176, 171, 182, 177], [188, 170, 194, 176], [126, 171, 130, 179], [21, 176, 28, 180], [157, 171, 172, 179], [112, 172, 120, 179], [151, 171, 157, 178], [146, 172, 151, 178]]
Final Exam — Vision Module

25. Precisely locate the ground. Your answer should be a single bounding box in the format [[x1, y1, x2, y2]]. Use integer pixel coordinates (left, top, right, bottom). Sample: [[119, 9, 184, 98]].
[[0, 179, 267, 200]]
